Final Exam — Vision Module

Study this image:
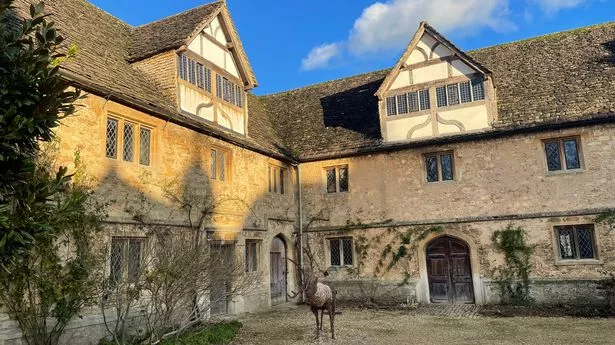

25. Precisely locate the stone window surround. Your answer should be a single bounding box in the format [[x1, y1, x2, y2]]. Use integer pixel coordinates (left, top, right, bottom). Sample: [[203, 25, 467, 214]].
[[549, 221, 602, 266], [540, 135, 585, 175], [210, 145, 231, 183], [106, 232, 148, 282], [104, 113, 155, 168], [422, 150, 456, 184], [326, 237, 355, 268], [268, 163, 288, 195], [322, 164, 349, 195]]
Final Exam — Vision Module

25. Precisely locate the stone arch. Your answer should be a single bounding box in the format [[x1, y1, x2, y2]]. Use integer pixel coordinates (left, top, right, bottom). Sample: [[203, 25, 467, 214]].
[[416, 230, 485, 304]]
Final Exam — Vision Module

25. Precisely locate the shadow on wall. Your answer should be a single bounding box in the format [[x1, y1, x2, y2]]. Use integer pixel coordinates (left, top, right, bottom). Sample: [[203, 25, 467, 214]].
[[319, 78, 384, 139]]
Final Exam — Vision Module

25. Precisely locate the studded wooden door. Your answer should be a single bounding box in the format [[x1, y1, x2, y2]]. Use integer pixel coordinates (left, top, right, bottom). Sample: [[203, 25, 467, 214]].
[[270, 237, 287, 305], [427, 236, 474, 304]]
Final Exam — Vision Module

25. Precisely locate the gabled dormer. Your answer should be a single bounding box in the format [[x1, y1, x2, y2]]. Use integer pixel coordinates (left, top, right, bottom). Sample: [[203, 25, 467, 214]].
[[130, 1, 257, 136], [376, 22, 496, 143]]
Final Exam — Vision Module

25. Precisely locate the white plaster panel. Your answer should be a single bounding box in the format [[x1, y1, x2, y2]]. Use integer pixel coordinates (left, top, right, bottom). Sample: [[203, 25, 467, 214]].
[[438, 122, 462, 135], [210, 17, 228, 44], [386, 115, 432, 141], [406, 49, 426, 65], [188, 35, 201, 55], [412, 63, 448, 84], [432, 44, 452, 59], [439, 104, 489, 131], [390, 70, 412, 90], [451, 60, 475, 77], [179, 85, 215, 122]]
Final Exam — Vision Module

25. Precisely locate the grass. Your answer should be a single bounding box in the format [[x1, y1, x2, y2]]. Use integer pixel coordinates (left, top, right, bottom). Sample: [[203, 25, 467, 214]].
[[158, 321, 242, 345]]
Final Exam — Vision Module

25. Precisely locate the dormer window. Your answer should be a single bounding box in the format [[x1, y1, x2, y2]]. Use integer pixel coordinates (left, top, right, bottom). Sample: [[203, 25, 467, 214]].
[[386, 88, 430, 116], [436, 79, 485, 108], [178, 54, 212, 93]]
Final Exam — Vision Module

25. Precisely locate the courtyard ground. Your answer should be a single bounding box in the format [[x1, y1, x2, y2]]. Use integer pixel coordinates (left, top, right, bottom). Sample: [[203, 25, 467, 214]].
[[230, 305, 615, 345]]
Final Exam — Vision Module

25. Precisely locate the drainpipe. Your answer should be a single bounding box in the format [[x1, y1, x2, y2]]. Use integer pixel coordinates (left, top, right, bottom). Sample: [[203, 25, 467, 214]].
[[296, 164, 305, 302]]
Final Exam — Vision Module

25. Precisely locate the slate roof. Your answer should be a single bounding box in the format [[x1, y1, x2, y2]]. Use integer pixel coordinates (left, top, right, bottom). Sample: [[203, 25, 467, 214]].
[[261, 22, 615, 160], [8, 0, 281, 158]]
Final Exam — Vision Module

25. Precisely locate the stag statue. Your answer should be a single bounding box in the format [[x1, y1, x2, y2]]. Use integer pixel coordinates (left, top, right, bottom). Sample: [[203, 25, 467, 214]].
[[290, 268, 336, 339]]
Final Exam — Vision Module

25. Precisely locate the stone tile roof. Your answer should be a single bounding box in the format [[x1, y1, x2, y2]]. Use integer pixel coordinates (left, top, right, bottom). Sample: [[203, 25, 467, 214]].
[[129, 2, 223, 62], [8, 0, 282, 158], [261, 22, 615, 160]]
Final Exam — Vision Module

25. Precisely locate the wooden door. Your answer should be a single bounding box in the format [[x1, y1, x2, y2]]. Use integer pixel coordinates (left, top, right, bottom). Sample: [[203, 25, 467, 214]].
[[270, 237, 287, 305], [427, 236, 474, 304]]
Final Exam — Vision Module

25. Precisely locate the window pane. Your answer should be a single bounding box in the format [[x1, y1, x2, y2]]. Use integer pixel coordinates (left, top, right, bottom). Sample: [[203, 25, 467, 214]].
[[251, 243, 258, 271], [210, 150, 217, 179], [436, 86, 447, 107], [279, 169, 285, 195], [459, 81, 472, 103], [188, 59, 196, 84], [342, 239, 353, 266], [576, 227, 595, 259], [205, 68, 212, 92], [386, 96, 397, 116], [330, 240, 340, 266], [196, 63, 205, 89], [123, 123, 134, 162], [557, 228, 576, 259], [545, 141, 562, 171], [139, 128, 151, 166], [216, 74, 222, 98], [105, 118, 118, 158], [326, 169, 336, 193], [563, 139, 580, 169], [419, 89, 430, 110], [110, 238, 123, 283], [273, 167, 278, 193], [408, 92, 419, 112], [440, 153, 454, 181], [397, 94, 408, 114], [339, 167, 349, 192], [179, 55, 187, 81], [472, 79, 485, 100], [447, 84, 460, 106], [425, 156, 439, 182], [219, 151, 226, 181], [268, 166, 272, 192], [128, 239, 142, 282]]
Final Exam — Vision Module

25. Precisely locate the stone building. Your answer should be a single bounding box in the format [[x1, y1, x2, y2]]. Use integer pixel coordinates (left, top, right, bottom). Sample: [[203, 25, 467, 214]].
[[2, 0, 615, 343]]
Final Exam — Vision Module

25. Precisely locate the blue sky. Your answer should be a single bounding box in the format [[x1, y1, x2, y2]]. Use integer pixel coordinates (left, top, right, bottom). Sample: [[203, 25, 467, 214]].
[[90, 0, 613, 95]]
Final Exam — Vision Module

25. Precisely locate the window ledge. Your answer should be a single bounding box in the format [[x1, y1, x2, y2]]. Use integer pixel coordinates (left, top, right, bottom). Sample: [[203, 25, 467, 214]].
[[425, 180, 456, 185], [554, 259, 602, 266], [545, 169, 584, 177]]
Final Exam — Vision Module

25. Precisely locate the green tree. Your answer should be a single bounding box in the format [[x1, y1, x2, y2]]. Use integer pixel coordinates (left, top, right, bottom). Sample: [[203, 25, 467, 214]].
[[0, 0, 80, 266]]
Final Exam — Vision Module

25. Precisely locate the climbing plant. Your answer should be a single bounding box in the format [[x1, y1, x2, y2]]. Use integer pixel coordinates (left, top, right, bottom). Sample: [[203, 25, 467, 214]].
[[491, 225, 534, 305], [596, 211, 615, 231]]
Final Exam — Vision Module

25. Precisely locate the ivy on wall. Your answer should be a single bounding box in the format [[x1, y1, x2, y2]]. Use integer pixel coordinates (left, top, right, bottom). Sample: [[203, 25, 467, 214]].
[[491, 225, 534, 305]]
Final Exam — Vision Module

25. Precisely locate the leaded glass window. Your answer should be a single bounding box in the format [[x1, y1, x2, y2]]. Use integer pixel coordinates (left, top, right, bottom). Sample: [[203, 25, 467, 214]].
[[440, 153, 454, 181], [326, 168, 336, 193], [544, 137, 582, 172], [122, 122, 135, 162], [218, 151, 226, 181], [460, 81, 472, 103], [330, 238, 353, 266], [105, 118, 118, 159], [397, 94, 408, 114], [188, 59, 196, 84], [325, 165, 349, 193], [386, 96, 397, 116], [447, 84, 460, 106], [210, 148, 229, 181], [110, 237, 144, 283], [280, 168, 285, 194], [139, 127, 151, 166], [210, 150, 217, 179], [425, 155, 438, 183], [425, 152, 455, 183], [245, 240, 258, 272], [216, 74, 222, 98], [178, 54, 188, 81], [436, 86, 447, 107], [408, 92, 419, 112], [472, 79, 485, 100], [205, 68, 212, 92], [555, 225, 597, 260], [196, 63, 205, 89], [419, 89, 430, 110], [235, 85, 243, 107]]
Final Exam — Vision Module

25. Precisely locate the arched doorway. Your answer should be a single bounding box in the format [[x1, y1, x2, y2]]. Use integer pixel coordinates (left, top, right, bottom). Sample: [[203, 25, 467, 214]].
[[270, 236, 287, 305], [426, 236, 474, 304]]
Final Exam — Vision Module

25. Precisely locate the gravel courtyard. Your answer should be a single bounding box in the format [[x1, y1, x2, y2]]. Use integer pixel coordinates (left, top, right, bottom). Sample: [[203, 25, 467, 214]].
[[231, 305, 615, 345]]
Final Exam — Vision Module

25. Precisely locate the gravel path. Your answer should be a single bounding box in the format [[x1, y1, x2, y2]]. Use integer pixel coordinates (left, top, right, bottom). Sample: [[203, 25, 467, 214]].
[[231, 305, 615, 345]]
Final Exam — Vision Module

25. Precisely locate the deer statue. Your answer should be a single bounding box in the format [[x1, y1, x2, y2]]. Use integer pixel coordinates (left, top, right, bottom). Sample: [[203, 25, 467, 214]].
[[288, 260, 337, 340]]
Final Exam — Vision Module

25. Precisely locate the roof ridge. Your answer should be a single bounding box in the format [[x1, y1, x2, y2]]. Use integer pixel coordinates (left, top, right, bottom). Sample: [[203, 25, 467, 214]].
[[133, 0, 222, 29], [470, 20, 615, 53], [261, 68, 391, 98]]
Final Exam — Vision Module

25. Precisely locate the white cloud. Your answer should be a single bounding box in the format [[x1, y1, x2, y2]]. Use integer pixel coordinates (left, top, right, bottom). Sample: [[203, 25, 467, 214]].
[[300, 43, 343, 71], [348, 0, 516, 54], [531, 0, 586, 14]]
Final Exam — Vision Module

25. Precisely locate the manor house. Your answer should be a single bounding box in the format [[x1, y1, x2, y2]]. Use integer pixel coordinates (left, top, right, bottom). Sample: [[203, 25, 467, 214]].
[[2, 0, 615, 342]]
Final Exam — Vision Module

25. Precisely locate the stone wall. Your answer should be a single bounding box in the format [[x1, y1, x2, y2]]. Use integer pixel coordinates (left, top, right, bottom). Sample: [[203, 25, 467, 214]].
[[132, 51, 178, 107]]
